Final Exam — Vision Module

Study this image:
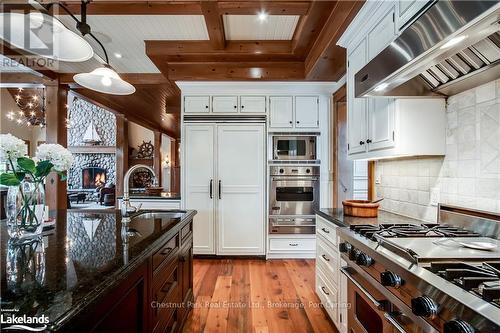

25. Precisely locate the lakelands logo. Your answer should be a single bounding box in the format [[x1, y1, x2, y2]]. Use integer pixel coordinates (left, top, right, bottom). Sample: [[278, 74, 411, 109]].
[[1, 314, 49, 331]]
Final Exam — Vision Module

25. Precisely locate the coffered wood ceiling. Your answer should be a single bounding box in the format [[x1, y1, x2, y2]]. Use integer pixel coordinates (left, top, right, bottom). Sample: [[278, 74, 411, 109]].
[[1, 0, 364, 139]]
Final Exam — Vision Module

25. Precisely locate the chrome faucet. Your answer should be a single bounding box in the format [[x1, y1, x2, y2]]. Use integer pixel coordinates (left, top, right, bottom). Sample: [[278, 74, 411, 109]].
[[121, 164, 157, 220]]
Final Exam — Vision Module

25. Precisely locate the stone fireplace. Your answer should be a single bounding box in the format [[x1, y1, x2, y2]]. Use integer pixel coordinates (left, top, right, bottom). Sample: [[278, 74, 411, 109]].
[[67, 97, 117, 202], [82, 167, 107, 189]]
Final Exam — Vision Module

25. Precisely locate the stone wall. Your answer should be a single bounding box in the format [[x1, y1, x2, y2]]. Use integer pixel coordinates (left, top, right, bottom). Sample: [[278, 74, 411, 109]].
[[68, 96, 116, 146], [67, 97, 117, 195]]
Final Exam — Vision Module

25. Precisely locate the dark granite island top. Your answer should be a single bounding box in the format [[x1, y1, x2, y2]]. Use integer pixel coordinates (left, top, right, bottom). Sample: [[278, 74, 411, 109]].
[[0, 209, 196, 332], [316, 208, 427, 227]]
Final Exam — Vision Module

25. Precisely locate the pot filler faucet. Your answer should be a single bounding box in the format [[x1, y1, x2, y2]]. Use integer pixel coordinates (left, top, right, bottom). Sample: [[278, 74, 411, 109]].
[[121, 164, 157, 221]]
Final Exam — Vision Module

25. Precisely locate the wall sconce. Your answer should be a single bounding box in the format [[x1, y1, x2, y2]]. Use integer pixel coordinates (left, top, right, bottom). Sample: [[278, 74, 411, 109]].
[[162, 156, 170, 168]]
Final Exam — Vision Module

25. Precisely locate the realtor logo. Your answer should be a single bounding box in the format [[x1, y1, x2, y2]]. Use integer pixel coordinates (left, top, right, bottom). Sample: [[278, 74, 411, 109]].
[[1, 313, 49, 332]]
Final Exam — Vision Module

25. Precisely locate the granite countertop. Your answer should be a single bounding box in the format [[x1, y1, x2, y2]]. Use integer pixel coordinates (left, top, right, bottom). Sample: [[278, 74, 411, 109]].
[[316, 208, 426, 227], [0, 209, 196, 331], [117, 192, 181, 200]]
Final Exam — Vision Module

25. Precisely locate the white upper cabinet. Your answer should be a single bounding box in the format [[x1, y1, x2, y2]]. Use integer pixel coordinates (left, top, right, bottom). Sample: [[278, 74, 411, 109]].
[[398, 0, 431, 31], [367, 7, 396, 60], [295, 96, 319, 128], [212, 96, 238, 113], [184, 96, 210, 113], [347, 39, 368, 155], [368, 98, 395, 151], [240, 96, 266, 113], [269, 96, 294, 128]]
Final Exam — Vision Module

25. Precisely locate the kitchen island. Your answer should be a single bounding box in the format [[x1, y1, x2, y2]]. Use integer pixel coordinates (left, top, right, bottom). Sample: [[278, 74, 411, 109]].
[[0, 209, 196, 332]]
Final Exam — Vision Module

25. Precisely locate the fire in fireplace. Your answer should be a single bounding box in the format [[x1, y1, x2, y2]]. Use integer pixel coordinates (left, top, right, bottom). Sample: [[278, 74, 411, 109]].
[[82, 167, 107, 189]]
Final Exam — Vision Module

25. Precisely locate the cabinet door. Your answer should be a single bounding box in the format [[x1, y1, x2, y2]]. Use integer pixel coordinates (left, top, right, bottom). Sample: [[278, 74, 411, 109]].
[[368, 98, 395, 151], [339, 259, 348, 333], [347, 39, 368, 155], [269, 96, 293, 128], [184, 96, 210, 113], [240, 96, 266, 113], [295, 96, 319, 128], [184, 124, 215, 254], [367, 7, 396, 60], [212, 96, 238, 113], [216, 124, 265, 255]]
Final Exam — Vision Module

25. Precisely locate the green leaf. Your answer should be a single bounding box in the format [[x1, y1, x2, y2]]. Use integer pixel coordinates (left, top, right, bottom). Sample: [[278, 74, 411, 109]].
[[57, 171, 67, 181], [17, 157, 36, 173], [15, 172, 26, 181], [0, 173, 21, 186], [35, 160, 54, 178]]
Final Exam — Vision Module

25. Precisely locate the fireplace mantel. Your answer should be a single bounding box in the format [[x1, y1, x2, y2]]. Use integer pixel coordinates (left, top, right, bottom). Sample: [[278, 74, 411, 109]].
[[69, 146, 116, 154]]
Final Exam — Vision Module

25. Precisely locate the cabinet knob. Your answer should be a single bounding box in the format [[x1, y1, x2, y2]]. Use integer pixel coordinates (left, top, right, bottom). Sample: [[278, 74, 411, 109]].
[[205, 105, 209, 109], [366, 139, 372, 143], [241, 105, 245, 109], [296, 121, 300, 124], [289, 121, 293, 124], [234, 105, 237, 109], [359, 141, 365, 145]]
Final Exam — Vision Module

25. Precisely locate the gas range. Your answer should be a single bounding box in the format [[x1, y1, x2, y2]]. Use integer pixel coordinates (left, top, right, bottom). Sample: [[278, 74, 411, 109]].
[[338, 205, 500, 333]]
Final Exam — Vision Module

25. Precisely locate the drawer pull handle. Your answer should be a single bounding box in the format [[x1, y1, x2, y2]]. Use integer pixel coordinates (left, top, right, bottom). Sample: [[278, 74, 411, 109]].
[[321, 286, 330, 295], [161, 247, 173, 255], [289, 243, 298, 247], [321, 228, 330, 234], [322, 254, 330, 262]]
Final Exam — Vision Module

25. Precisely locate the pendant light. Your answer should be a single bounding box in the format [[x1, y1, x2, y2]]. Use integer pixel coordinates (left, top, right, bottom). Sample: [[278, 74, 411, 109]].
[[0, 11, 93, 62]]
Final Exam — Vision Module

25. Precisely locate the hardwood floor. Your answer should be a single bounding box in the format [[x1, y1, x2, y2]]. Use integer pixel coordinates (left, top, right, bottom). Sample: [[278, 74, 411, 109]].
[[182, 259, 338, 333]]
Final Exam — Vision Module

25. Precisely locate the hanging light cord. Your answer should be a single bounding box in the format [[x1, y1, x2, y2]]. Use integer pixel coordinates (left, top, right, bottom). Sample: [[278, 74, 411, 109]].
[[45, 1, 110, 64]]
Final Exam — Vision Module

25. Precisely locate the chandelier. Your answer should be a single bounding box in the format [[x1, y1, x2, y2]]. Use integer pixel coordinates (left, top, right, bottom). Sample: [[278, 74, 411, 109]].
[[6, 87, 46, 127]]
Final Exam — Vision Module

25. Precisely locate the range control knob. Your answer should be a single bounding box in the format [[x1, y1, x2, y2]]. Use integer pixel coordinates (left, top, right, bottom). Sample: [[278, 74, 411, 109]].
[[279, 168, 284, 174], [306, 168, 311, 174], [349, 248, 361, 261], [444, 320, 475, 333], [380, 271, 404, 288], [356, 253, 374, 267], [411, 296, 439, 319], [339, 242, 352, 253]]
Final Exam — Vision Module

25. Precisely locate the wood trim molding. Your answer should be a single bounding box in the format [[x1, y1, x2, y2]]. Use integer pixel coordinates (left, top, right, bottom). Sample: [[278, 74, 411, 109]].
[[368, 161, 376, 201], [217, 1, 311, 15], [331, 84, 346, 208]]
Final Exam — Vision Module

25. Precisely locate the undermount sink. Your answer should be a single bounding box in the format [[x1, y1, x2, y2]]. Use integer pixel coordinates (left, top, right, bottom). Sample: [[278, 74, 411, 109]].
[[132, 210, 187, 220]]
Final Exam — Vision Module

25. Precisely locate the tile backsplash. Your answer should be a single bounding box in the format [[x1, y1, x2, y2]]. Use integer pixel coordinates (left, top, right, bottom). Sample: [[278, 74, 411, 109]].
[[375, 79, 500, 222]]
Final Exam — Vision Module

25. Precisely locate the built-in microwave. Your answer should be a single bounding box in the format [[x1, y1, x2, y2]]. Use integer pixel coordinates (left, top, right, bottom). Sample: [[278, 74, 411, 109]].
[[272, 135, 317, 161]]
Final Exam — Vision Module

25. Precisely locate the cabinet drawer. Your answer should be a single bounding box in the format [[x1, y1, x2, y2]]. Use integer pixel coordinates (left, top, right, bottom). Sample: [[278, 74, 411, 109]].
[[316, 216, 337, 246], [316, 237, 339, 286], [316, 268, 338, 323], [153, 234, 179, 271], [240, 96, 266, 113], [180, 221, 192, 245], [212, 96, 238, 113], [152, 260, 180, 333], [269, 238, 315, 252]]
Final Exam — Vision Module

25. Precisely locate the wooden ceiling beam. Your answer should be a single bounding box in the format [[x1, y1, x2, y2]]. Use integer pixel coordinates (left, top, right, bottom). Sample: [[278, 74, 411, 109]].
[[291, 1, 336, 58], [201, 1, 226, 50], [165, 62, 304, 81], [45, 2, 203, 15], [146, 40, 294, 56], [304, 0, 364, 80], [0, 72, 46, 84], [217, 1, 311, 15]]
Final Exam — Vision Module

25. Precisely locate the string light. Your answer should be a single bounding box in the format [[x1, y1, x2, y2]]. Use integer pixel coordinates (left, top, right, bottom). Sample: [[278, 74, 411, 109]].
[[8, 87, 46, 127]]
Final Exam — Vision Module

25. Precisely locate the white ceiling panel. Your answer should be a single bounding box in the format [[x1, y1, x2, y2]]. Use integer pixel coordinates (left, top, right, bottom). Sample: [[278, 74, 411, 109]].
[[223, 15, 299, 40], [57, 15, 209, 73]]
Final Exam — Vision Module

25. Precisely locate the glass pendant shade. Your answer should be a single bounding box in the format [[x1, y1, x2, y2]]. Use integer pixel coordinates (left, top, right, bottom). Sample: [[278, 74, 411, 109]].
[[73, 66, 136, 95], [0, 12, 94, 62]]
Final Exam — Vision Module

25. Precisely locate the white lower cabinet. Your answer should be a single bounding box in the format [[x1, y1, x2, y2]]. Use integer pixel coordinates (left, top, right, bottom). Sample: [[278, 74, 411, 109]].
[[315, 214, 347, 332], [184, 123, 265, 255], [267, 234, 316, 259]]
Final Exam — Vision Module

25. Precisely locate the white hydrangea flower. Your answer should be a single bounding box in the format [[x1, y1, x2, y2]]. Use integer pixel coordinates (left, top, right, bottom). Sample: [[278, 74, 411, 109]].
[[36, 143, 74, 172], [0, 133, 28, 162]]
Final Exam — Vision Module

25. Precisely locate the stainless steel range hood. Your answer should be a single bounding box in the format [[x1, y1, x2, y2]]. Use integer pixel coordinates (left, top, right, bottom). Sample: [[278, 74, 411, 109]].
[[355, 1, 500, 98]]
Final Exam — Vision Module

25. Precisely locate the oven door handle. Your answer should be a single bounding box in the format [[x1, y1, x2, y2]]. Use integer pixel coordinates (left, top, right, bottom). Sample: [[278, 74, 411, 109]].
[[271, 177, 319, 181], [340, 267, 385, 310], [384, 312, 408, 333]]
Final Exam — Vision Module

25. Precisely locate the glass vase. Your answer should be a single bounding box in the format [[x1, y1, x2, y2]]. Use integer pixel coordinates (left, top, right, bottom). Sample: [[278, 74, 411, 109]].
[[6, 178, 45, 239]]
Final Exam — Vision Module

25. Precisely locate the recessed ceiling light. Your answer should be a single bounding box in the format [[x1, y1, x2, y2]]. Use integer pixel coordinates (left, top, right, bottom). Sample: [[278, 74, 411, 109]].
[[374, 83, 389, 92], [114, 52, 122, 59], [440, 35, 468, 50], [257, 11, 268, 22]]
